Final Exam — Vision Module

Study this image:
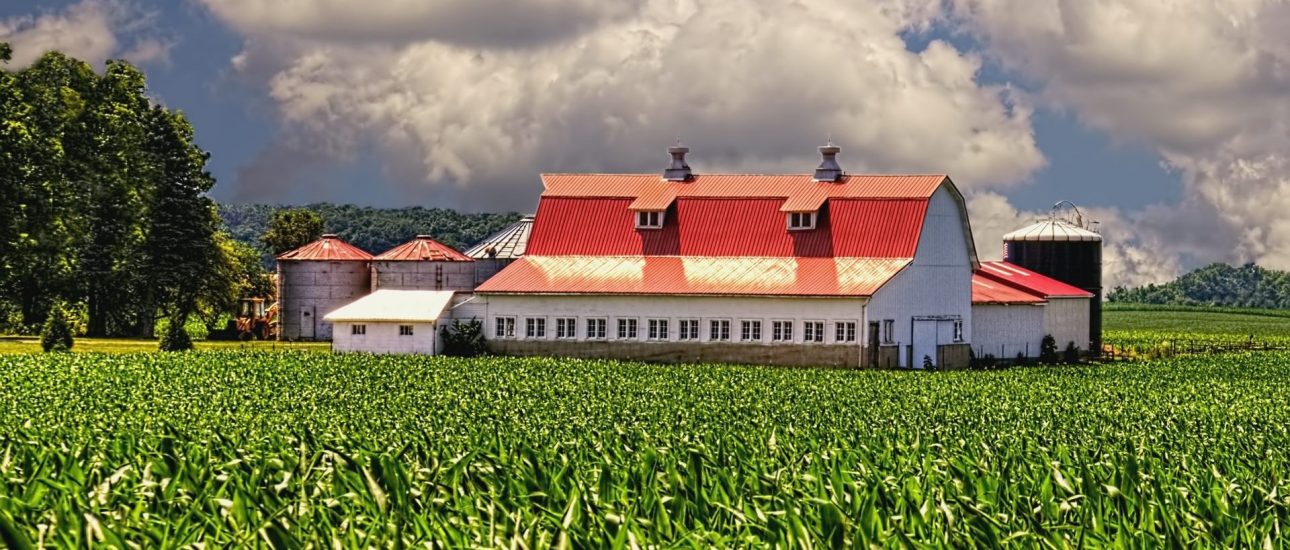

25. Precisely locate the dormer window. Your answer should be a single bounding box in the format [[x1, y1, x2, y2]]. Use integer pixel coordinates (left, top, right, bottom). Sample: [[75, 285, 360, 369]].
[[637, 211, 664, 229], [788, 212, 816, 230]]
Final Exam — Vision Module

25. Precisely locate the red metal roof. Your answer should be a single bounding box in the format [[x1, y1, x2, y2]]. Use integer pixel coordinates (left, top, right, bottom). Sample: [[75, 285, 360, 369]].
[[526, 197, 928, 257], [375, 235, 473, 262], [972, 273, 1046, 304], [476, 256, 911, 297], [277, 234, 373, 261], [541, 174, 947, 200], [977, 261, 1093, 298]]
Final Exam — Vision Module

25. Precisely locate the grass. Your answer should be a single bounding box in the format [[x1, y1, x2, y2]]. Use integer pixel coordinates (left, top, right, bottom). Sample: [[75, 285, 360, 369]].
[[2, 352, 1289, 546], [0, 336, 329, 354]]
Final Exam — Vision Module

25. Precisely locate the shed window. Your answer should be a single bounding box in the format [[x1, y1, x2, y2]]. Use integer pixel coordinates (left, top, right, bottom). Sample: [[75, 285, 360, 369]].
[[586, 318, 607, 340], [835, 321, 857, 343], [788, 212, 816, 230], [679, 319, 699, 341], [772, 321, 794, 342], [804, 321, 825, 343], [647, 319, 669, 340], [882, 320, 895, 344], [636, 211, 663, 229], [399, 325, 414, 336], [556, 318, 577, 339], [741, 320, 762, 342], [953, 320, 964, 342], [526, 317, 546, 338], [617, 318, 638, 339], [710, 320, 731, 342], [351, 324, 366, 336], [495, 317, 515, 338]]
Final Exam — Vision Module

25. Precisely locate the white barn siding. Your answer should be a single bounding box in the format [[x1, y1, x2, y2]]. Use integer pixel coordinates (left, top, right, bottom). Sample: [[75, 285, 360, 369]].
[[1045, 297, 1091, 352], [333, 321, 440, 354], [865, 184, 973, 367], [972, 304, 1045, 359]]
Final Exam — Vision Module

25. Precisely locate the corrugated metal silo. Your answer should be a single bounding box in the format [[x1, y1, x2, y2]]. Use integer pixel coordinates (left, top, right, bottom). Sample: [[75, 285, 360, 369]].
[[1003, 202, 1103, 354], [465, 216, 533, 286]]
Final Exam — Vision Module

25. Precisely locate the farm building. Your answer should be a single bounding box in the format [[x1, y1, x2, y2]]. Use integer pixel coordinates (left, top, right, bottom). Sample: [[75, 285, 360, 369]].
[[970, 261, 1094, 360], [371, 235, 476, 291], [277, 234, 373, 341], [465, 216, 533, 285], [473, 145, 979, 369], [325, 289, 458, 354]]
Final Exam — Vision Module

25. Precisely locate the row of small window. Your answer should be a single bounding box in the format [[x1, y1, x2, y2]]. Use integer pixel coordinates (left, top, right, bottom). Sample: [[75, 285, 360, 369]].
[[494, 317, 859, 343], [349, 324, 415, 336], [636, 210, 817, 231]]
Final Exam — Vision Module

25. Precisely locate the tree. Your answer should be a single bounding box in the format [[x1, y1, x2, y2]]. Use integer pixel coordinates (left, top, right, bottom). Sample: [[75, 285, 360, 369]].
[[261, 209, 324, 256], [196, 232, 274, 332], [40, 302, 74, 352], [1, 42, 11, 63], [1039, 335, 1059, 364], [441, 319, 487, 357]]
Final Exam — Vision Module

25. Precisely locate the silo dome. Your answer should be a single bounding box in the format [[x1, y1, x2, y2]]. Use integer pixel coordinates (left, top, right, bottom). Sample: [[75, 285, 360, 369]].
[[1003, 219, 1103, 242]]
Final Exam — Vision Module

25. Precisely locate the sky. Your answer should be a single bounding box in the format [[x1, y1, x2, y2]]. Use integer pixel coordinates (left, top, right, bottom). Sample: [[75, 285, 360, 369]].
[[2, 0, 1288, 289]]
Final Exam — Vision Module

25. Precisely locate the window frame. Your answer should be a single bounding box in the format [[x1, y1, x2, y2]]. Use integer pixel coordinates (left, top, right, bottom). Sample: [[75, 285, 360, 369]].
[[678, 319, 700, 341], [555, 317, 577, 339], [804, 320, 825, 343], [351, 324, 366, 336], [399, 324, 414, 337], [740, 319, 763, 343], [882, 319, 895, 344], [647, 318, 670, 341], [953, 320, 964, 343], [494, 317, 516, 339], [787, 211, 817, 231], [635, 210, 664, 229], [771, 320, 794, 343], [586, 318, 608, 340], [526, 317, 547, 339], [709, 319, 732, 342], [835, 320, 857, 343]]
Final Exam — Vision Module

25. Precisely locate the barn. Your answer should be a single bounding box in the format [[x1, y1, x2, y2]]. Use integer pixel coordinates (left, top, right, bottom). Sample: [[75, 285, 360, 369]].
[[971, 261, 1094, 360], [276, 234, 373, 341], [473, 145, 979, 369], [325, 289, 457, 354]]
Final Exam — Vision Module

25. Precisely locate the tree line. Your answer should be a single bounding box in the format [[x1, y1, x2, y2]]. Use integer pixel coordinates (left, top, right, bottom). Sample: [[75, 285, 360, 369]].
[[0, 45, 267, 339], [1109, 263, 1290, 309]]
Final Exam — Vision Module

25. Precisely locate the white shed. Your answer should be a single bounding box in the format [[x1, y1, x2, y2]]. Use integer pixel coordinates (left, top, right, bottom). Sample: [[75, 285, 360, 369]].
[[324, 289, 457, 354]]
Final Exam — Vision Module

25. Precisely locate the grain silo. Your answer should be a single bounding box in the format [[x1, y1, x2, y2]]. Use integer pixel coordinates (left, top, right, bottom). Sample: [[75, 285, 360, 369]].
[[1003, 201, 1103, 354], [276, 234, 374, 341], [465, 216, 533, 286], [372, 235, 476, 291]]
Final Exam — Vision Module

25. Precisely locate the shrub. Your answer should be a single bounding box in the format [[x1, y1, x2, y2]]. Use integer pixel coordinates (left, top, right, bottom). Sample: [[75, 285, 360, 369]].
[[441, 319, 487, 357], [922, 355, 935, 371], [1039, 335, 1059, 364], [159, 319, 194, 352], [1063, 342, 1081, 364], [40, 304, 74, 353]]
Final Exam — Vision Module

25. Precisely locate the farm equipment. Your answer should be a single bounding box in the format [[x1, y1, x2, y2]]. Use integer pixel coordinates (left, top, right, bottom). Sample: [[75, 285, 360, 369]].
[[210, 298, 278, 340]]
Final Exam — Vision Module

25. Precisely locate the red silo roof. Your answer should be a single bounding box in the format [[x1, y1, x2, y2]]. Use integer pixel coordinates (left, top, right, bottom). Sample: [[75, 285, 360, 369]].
[[977, 261, 1093, 299], [375, 235, 473, 262], [277, 234, 373, 261]]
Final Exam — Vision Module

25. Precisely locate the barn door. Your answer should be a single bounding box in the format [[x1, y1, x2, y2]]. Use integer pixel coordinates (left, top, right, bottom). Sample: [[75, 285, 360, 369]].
[[867, 322, 880, 367], [912, 319, 938, 369], [299, 306, 315, 340]]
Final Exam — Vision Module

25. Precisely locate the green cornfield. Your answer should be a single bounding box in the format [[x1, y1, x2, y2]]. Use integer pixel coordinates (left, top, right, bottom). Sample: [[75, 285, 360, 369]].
[[1, 352, 1289, 547]]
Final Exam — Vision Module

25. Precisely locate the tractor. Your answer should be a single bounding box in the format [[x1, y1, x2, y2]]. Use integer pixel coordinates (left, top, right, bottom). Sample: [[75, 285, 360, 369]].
[[210, 298, 278, 340]]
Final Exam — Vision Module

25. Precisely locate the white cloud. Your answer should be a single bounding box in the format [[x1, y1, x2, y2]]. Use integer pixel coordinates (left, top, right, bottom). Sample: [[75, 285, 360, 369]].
[[208, 0, 1046, 210], [0, 0, 171, 69]]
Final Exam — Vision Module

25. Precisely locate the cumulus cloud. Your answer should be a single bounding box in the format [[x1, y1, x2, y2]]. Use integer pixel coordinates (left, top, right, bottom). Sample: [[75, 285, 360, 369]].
[[951, 0, 1290, 279], [208, 0, 1045, 210], [0, 0, 171, 69]]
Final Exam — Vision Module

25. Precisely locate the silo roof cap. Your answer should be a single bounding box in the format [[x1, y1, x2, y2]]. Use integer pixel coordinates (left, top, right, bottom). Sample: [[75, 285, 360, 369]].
[[1003, 219, 1102, 242]]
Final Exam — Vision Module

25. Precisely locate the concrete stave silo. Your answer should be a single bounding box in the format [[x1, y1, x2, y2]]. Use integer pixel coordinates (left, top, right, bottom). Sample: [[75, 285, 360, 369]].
[[276, 234, 374, 341], [371, 235, 477, 291]]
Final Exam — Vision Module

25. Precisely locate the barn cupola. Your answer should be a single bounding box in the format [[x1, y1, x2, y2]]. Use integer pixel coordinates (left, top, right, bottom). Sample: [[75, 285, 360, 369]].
[[813, 142, 843, 182], [663, 143, 692, 181]]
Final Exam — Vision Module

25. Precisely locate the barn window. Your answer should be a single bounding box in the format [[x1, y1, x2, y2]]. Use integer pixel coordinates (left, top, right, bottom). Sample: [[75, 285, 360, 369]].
[[586, 318, 607, 339], [399, 325, 414, 336], [882, 320, 895, 344], [710, 319, 731, 341], [617, 318, 638, 339], [351, 324, 366, 336], [804, 321, 825, 343], [953, 320, 964, 342], [787, 212, 816, 230], [678, 319, 699, 341], [835, 321, 857, 343], [772, 321, 794, 342], [636, 211, 664, 229], [526, 318, 546, 338], [648, 319, 669, 340], [556, 318, 577, 339], [495, 317, 515, 338], [741, 320, 762, 342]]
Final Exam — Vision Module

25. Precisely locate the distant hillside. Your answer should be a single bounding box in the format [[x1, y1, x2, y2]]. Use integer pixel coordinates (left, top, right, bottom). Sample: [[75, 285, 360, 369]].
[[219, 204, 524, 257], [1109, 263, 1290, 309]]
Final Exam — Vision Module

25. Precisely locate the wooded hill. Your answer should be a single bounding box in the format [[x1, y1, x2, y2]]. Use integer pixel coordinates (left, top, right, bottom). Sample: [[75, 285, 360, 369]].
[[218, 204, 523, 260], [1109, 263, 1290, 309]]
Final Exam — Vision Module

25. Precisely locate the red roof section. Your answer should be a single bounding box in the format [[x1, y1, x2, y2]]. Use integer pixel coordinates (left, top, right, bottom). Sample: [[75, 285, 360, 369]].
[[977, 261, 1093, 299], [540, 174, 947, 200], [277, 234, 373, 261], [476, 256, 910, 297], [375, 235, 473, 262], [972, 274, 1046, 304]]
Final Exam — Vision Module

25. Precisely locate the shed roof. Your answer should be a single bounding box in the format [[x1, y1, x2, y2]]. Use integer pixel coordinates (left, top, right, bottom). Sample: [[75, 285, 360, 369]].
[[323, 289, 456, 322], [464, 217, 533, 259], [977, 261, 1094, 298], [1003, 219, 1102, 242], [475, 255, 909, 297], [972, 274, 1047, 305], [277, 234, 373, 261], [375, 235, 473, 262]]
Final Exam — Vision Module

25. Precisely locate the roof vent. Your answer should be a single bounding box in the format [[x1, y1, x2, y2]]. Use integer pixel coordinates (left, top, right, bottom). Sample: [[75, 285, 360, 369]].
[[813, 142, 843, 182], [663, 143, 692, 181], [321, 233, 339, 239]]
